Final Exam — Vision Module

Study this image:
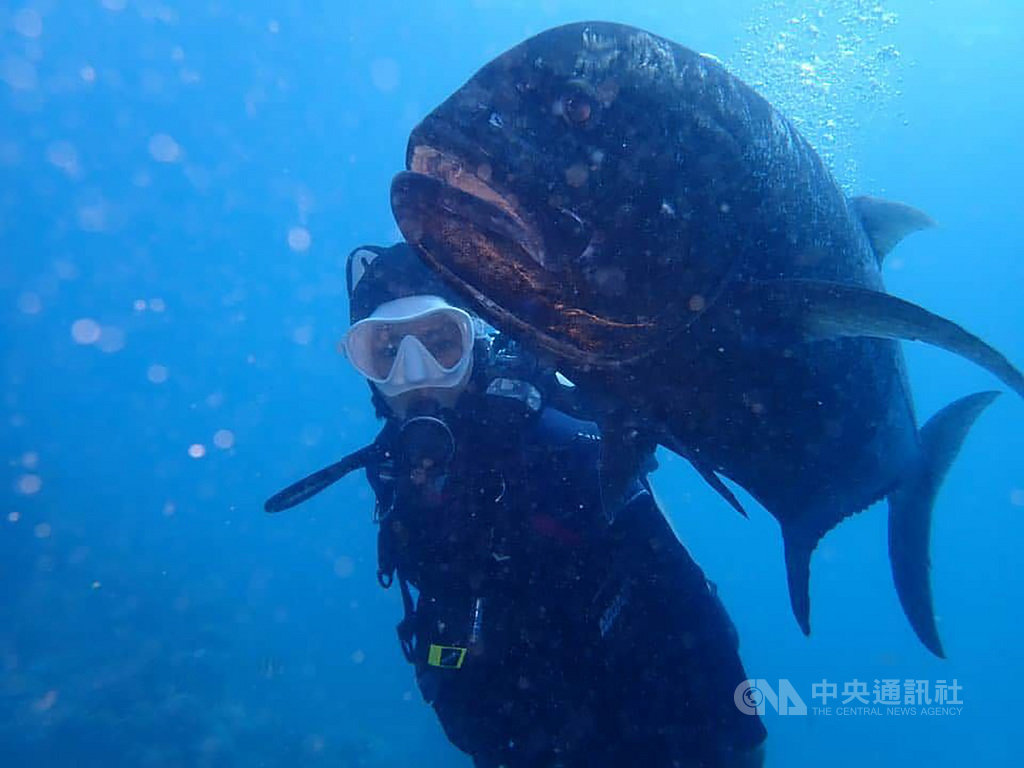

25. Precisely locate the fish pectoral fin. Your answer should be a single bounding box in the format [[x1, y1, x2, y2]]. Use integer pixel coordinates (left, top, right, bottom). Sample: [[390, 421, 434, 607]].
[[691, 462, 748, 518], [729, 279, 1024, 400], [782, 526, 815, 636], [661, 436, 748, 518], [888, 390, 1000, 658], [849, 196, 937, 264]]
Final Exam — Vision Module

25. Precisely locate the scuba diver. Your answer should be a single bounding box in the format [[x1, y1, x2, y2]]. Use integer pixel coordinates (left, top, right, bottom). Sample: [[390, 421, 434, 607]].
[[266, 243, 767, 768]]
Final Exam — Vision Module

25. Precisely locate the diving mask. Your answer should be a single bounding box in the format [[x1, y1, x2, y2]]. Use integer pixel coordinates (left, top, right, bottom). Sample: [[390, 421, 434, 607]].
[[342, 295, 475, 397]]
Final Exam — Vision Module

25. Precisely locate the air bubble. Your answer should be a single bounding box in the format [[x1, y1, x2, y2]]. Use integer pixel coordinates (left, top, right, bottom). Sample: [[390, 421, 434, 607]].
[[731, 0, 904, 189]]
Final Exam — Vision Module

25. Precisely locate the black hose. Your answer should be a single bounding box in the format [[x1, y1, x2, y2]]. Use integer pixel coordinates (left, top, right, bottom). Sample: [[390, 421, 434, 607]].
[[264, 442, 385, 514]]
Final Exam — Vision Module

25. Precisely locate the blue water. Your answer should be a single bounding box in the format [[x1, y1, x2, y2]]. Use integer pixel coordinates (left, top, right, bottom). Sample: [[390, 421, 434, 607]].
[[2, 1, 1021, 765]]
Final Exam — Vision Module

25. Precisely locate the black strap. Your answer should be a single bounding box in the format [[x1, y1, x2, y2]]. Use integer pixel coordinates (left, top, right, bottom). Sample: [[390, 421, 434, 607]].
[[396, 574, 418, 663]]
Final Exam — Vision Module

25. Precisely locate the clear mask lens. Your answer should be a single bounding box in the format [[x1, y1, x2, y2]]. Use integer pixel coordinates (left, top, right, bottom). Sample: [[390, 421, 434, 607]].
[[342, 298, 475, 395]]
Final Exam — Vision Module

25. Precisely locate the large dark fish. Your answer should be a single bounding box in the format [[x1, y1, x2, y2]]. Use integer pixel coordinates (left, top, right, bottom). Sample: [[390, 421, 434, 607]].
[[389, 21, 1023, 656]]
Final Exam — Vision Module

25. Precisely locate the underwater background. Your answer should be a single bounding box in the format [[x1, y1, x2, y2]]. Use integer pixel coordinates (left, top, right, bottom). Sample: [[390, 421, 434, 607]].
[[2, 0, 1021, 765]]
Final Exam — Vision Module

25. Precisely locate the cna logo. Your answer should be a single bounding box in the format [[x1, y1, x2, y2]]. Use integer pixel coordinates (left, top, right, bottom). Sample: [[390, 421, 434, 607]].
[[734, 679, 808, 716]]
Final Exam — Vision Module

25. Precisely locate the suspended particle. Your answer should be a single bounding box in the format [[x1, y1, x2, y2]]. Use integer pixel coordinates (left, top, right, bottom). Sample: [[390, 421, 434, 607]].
[[46, 141, 79, 175], [70, 318, 101, 345], [287, 226, 311, 252], [370, 58, 400, 92], [564, 163, 589, 188], [147, 364, 169, 383], [1, 56, 37, 91], [54, 260, 77, 280], [212, 429, 235, 450], [17, 292, 42, 315], [32, 690, 58, 712], [13, 9, 43, 39], [77, 202, 108, 232], [97, 326, 126, 353], [148, 133, 182, 163], [333, 556, 355, 578]]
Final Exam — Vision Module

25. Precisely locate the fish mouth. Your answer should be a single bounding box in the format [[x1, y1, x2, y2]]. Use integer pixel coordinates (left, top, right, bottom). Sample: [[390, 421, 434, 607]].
[[408, 145, 548, 266], [391, 145, 658, 368]]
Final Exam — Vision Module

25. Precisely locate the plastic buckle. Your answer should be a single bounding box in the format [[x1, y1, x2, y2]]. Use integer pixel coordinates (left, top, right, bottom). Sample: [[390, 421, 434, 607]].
[[427, 644, 467, 669]]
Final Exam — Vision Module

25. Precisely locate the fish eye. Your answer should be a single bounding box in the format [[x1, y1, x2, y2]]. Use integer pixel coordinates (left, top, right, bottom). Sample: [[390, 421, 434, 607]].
[[563, 93, 592, 125]]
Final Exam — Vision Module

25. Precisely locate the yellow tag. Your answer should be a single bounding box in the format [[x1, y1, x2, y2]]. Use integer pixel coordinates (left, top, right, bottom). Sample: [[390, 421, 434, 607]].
[[427, 644, 467, 669]]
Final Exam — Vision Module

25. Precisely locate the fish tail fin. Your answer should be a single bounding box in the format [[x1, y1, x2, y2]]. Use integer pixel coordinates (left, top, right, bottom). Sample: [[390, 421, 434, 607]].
[[888, 390, 1001, 658], [783, 530, 814, 636]]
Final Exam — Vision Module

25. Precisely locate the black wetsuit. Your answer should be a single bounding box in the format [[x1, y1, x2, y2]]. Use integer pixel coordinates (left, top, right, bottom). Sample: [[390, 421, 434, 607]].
[[368, 402, 766, 768]]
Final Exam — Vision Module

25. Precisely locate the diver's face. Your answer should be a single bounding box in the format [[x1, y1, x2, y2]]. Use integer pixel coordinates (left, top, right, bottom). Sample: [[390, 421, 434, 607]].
[[382, 382, 468, 419], [365, 309, 474, 417], [342, 295, 476, 411]]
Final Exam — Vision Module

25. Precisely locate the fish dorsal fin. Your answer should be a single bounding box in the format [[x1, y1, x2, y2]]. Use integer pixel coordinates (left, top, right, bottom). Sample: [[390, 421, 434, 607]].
[[850, 196, 937, 264]]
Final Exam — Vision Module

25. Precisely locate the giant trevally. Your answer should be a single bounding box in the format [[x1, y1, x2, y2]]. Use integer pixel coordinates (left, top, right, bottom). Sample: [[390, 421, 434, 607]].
[[389, 21, 1023, 656]]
